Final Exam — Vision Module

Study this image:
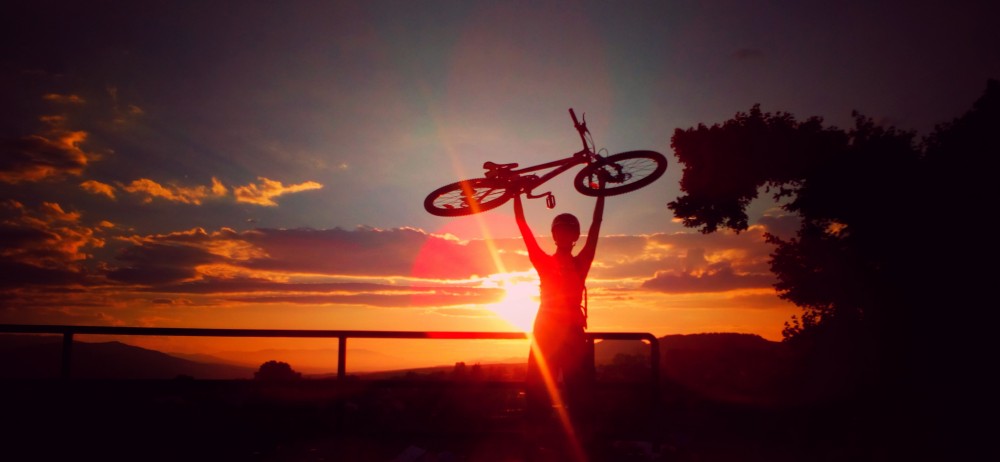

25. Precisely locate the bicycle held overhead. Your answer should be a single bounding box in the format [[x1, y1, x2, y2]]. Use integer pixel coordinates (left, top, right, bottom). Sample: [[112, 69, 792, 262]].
[[423, 108, 668, 217]]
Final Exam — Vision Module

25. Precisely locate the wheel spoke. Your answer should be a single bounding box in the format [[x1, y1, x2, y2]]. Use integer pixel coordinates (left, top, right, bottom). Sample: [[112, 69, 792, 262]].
[[427, 179, 509, 215], [573, 150, 667, 197]]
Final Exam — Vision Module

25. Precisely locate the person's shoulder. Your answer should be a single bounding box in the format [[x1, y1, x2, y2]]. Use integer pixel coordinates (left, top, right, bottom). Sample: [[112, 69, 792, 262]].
[[531, 249, 556, 265]]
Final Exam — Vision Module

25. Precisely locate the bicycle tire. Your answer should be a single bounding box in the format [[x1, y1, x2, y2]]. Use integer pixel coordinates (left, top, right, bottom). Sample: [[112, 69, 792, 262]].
[[423, 178, 513, 216], [574, 150, 668, 197]]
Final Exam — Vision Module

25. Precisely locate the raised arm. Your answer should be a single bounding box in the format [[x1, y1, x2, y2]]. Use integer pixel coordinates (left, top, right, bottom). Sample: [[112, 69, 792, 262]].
[[575, 193, 605, 276], [513, 193, 544, 261]]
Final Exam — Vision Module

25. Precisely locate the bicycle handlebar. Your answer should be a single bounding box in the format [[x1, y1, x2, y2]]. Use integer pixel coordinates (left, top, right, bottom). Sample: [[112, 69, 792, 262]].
[[569, 108, 589, 152]]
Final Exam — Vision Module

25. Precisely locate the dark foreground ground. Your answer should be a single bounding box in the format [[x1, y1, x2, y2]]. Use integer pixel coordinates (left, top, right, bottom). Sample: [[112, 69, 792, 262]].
[[0, 378, 930, 461]]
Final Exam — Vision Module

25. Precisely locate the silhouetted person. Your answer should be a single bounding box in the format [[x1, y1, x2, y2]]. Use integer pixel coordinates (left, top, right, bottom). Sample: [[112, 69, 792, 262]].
[[513, 189, 604, 430]]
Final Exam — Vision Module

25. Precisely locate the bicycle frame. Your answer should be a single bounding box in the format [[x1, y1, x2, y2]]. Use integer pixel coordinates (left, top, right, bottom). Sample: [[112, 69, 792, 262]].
[[485, 151, 592, 198], [423, 108, 666, 217], [484, 108, 598, 201]]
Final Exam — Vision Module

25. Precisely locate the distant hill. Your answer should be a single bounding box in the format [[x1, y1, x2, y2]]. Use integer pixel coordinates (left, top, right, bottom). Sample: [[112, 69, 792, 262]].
[[595, 332, 780, 365], [658, 333, 789, 403], [0, 335, 256, 379], [595, 333, 790, 405], [350, 333, 789, 402], [0, 332, 793, 404]]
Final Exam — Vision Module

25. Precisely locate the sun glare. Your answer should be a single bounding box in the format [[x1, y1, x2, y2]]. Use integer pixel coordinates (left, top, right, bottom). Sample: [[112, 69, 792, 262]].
[[483, 273, 539, 332]]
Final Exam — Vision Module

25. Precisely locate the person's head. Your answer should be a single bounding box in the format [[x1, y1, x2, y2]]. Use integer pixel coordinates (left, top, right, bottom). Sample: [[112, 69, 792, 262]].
[[551, 213, 581, 248]]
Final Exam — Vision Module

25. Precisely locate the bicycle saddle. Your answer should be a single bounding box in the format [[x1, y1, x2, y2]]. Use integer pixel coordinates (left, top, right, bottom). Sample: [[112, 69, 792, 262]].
[[483, 161, 518, 170]]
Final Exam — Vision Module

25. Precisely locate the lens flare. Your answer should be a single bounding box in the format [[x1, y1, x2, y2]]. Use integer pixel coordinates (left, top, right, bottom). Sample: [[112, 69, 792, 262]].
[[483, 273, 539, 332]]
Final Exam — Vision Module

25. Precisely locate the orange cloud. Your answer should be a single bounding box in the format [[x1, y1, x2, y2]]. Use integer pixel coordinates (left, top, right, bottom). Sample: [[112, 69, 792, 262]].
[[0, 200, 105, 288], [107, 225, 781, 297], [233, 177, 323, 206], [0, 202, 795, 318], [122, 177, 227, 205], [216, 281, 503, 308], [80, 180, 117, 199], [0, 130, 92, 183], [641, 263, 775, 294], [107, 85, 144, 124], [210, 177, 227, 196], [43, 93, 86, 104], [104, 226, 504, 290]]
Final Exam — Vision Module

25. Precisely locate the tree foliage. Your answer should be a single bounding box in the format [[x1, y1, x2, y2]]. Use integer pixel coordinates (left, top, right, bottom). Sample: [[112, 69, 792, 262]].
[[254, 360, 302, 381], [668, 79, 997, 392]]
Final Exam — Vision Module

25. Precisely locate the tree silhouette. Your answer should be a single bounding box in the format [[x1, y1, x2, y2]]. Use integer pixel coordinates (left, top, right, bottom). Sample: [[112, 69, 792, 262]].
[[668, 80, 996, 401], [254, 360, 302, 381]]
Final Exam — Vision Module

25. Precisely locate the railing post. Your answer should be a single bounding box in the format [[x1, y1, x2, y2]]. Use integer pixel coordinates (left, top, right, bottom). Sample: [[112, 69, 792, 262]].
[[586, 336, 596, 381], [61, 331, 73, 380], [647, 336, 660, 407], [337, 336, 347, 380]]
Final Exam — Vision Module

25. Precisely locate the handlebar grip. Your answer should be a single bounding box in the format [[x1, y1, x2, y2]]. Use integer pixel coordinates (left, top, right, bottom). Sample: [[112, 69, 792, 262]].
[[569, 108, 589, 151], [569, 108, 580, 126]]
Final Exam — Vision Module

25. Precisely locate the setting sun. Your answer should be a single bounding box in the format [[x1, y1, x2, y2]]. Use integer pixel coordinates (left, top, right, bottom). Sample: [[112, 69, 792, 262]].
[[483, 272, 540, 332]]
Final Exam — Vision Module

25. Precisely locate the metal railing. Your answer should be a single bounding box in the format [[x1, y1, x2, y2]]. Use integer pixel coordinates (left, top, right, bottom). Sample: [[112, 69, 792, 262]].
[[0, 325, 659, 388]]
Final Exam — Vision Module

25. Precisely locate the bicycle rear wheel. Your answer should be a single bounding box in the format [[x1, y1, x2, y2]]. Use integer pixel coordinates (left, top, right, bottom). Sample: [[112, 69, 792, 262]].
[[574, 150, 667, 197], [424, 178, 513, 216]]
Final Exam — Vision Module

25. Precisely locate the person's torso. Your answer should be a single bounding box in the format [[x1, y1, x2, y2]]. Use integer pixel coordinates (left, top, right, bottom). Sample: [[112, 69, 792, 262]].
[[535, 252, 586, 325]]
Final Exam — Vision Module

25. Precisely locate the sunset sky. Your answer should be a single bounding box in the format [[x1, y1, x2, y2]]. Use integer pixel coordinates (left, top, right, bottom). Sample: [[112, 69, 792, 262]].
[[2, 1, 996, 373]]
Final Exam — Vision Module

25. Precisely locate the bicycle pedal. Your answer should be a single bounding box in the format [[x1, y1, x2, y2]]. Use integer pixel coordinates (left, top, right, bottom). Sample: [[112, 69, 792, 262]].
[[546, 195, 556, 209]]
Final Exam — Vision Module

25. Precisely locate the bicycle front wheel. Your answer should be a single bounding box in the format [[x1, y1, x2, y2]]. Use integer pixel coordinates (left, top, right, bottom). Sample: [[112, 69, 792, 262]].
[[423, 178, 513, 216], [574, 150, 668, 197]]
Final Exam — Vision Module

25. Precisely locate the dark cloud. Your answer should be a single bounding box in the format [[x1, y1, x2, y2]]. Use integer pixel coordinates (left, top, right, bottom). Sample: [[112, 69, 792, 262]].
[[147, 276, 502, 308], [757, 212, 800, 241], [432, 307, 494, 318], [2, 215, 786, 312], [104, 225, 512, 287], [0, 260, 85, 289], [106, 264, 199, 285], [106, 242, 220, 285], [0, 223, 52, 250], [243, 226, 503, 279], [641, 262, 774, 294], [590, 231, 775, 281], [225, 287, 502, 308], [0, 132, 90, 183], [0, 200, 104, 285], [146, 278, 391, 294]]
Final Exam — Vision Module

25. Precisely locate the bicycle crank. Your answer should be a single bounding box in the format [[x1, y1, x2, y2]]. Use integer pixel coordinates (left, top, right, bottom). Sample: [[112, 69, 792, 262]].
[[526, 190, 557, 209]]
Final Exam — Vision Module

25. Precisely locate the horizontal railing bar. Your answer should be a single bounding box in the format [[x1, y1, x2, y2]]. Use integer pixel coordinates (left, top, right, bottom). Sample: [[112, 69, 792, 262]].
[[0, 324, 656, 343], [0, 324, 659, 399], [0, 324, 528, 339]]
